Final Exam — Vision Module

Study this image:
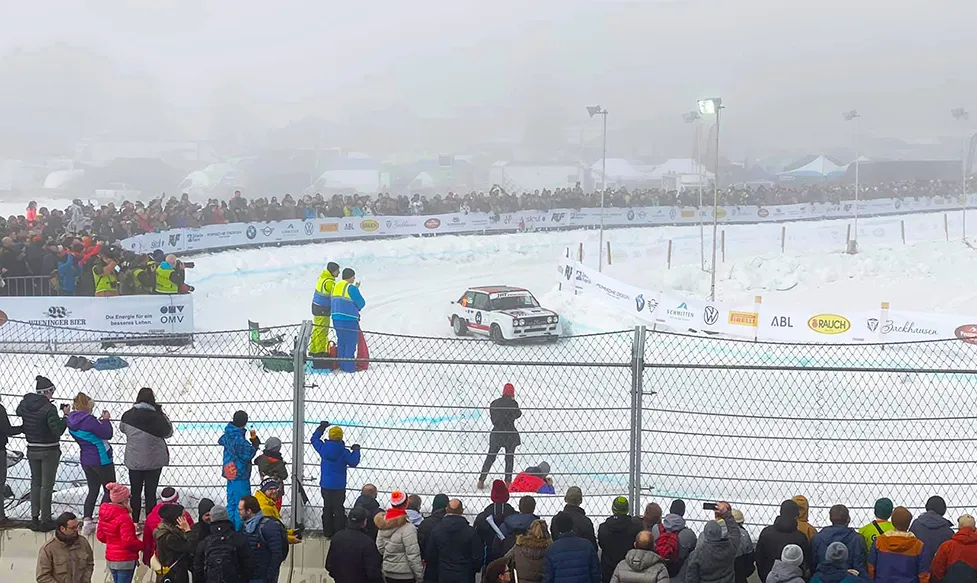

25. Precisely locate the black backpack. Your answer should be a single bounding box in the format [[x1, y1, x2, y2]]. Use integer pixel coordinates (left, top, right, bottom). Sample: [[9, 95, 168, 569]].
[[204, 534, 239, 583]]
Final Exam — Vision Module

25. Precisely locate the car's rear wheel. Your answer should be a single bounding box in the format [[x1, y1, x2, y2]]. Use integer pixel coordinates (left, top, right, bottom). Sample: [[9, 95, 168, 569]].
[[451, 316, 468, 336], [490, 324, 506, 345]]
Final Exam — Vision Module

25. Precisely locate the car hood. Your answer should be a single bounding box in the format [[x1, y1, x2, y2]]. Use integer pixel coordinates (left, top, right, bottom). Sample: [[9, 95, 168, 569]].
[[500, 307, 556, 318]]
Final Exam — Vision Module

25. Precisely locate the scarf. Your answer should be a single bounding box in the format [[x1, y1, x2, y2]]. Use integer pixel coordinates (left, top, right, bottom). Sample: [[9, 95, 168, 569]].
[[385, 507, 407, 520]]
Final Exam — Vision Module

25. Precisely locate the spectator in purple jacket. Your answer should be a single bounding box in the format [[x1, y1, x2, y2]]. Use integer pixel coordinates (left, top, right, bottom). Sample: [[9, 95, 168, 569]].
[[66, 392, 115, 536]]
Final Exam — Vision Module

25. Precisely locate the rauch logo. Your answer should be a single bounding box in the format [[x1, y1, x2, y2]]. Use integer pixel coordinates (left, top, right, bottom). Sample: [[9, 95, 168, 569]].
[[425, 218, 441, 229], [808, 314, 851, 334], [954, 324, 977, 345], [360, 220, 379, 232]]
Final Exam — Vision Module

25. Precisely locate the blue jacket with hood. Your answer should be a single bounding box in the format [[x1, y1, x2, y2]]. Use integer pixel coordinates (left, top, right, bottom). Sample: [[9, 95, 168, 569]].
[[814, 525, 869, 577], [909, 511, 954, 571], [218, 423, 257, 483]]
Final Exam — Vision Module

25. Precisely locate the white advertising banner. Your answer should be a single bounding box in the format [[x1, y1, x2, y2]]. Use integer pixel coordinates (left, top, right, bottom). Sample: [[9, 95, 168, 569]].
[[0, 294, 194, 341], [559, 257, 977, 344], [121, 195, 974, 256]]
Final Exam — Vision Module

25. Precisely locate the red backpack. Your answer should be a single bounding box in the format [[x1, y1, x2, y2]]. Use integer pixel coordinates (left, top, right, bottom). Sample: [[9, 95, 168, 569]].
[[656, 529, 681, 575]]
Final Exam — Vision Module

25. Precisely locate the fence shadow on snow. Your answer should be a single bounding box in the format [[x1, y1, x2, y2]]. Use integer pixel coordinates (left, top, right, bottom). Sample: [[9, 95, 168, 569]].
[[1, 319, 976, 532]]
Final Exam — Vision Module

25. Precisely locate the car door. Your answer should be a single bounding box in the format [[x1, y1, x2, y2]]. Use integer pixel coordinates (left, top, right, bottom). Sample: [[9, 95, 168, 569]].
[[470, 292, 490, 334]]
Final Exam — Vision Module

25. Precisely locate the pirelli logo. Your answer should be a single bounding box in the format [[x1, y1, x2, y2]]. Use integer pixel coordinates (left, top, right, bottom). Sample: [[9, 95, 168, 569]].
[[728, 311, 759, 327]]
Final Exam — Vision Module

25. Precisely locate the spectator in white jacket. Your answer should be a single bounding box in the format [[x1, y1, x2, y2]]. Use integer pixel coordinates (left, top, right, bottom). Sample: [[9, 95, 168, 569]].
[[375, 490, 423, 583]]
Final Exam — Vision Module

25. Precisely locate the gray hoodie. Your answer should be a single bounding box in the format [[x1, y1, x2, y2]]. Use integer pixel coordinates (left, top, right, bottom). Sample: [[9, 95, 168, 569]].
[[765, 560, 805, 583], [611, 549, 671, 583]]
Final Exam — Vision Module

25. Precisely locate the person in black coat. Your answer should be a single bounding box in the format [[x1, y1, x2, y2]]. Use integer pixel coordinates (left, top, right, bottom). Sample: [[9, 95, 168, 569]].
[[553, 486, 598, 550], [477, 383, 521, 489], [326, 507, 383, 583], [426, 499, 483, 583], [474, 480, 517, 565], [597, 497, 643, 583], [188, 498, 214, 566], [194, 506, 254, 583], [0, 400, 23, 524], [353, 483, 384, 540], [755, 499, 813, 583], [418, 494, 450, 581], [543, 511, 601, 583]]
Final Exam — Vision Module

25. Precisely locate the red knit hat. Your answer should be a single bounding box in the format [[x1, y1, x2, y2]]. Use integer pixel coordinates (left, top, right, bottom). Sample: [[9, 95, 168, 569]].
[[491, 479, 510, 504], [502, 383, 515, 398], [390, 490, 407, 507], [106, 482, 130, 505]]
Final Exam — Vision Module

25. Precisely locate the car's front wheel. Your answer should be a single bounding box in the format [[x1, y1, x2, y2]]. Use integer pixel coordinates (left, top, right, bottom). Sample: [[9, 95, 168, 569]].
[[490, 324, 506, 345], [451, 316, 468, 336]]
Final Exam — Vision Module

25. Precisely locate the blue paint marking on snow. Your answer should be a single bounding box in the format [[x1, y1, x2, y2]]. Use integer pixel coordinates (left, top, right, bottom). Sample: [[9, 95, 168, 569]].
[[174, 410, 482, 432]]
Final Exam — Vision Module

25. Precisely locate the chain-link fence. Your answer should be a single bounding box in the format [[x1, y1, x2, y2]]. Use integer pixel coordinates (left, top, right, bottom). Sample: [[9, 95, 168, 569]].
[[2, 319, 975, 534]]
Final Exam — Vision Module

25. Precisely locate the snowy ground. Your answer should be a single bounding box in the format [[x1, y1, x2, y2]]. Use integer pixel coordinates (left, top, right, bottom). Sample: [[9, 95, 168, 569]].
[[3, 208, 976, 529]]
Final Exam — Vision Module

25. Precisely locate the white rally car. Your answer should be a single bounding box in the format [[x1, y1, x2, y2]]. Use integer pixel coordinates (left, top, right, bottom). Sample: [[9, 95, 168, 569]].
[[449, 286, 560, 344]]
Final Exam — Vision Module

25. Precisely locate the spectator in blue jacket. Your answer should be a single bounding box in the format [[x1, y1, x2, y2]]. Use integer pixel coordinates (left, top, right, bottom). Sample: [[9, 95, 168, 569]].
[[813, 505, 868, 577], [543, 511, 600, 583], [311, 421, 361, 537], [239, 494, 288, 583], [909, 496, 954, 573], [218, 410, 260, 530], [57, 252, 81, 295]]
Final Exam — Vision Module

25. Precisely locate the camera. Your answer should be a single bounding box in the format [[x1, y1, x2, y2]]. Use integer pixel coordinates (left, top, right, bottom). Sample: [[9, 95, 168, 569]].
[[181, 261, 195, 269]]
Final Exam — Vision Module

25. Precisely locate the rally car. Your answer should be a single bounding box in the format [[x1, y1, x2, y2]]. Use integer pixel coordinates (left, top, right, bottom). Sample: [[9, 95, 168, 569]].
[[448, 286, 560, 344]]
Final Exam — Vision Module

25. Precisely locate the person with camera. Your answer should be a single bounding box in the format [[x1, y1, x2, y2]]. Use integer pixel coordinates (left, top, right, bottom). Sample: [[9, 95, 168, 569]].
[[154, 254, 186, 295], [311, 421, 361, 537], [119, 253, 154, 295], [93, 247, 120, 297], [16, 375, 68, 532], [685, 502, 741, 583]]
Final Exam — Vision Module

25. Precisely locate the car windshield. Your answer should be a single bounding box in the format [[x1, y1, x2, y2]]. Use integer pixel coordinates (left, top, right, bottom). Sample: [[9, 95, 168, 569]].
[[489, 293, 539, 310]]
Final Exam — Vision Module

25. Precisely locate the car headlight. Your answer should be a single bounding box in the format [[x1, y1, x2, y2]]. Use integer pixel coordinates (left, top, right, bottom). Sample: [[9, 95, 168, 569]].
[[512, 318, 519, 326], [518, 319, 526, 326], [548, 316, 556, 323]]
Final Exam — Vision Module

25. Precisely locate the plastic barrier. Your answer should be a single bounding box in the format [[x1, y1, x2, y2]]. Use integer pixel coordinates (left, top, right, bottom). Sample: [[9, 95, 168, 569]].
[[120, 194, 977, 255]]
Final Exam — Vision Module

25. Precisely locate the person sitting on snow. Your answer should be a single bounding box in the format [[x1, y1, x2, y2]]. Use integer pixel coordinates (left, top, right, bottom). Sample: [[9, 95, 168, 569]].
[[509, 462, 556, 495]]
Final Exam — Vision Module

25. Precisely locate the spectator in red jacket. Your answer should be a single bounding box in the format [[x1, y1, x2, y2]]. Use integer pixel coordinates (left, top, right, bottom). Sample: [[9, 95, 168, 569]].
[[96, 483, 142, 583], [141, 487, 194, 567], [508, 462, 556, 495], [930, 515, 977, 582]]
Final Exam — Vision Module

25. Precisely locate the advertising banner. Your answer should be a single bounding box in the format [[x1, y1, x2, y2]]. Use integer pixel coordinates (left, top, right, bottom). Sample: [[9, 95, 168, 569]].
[[0, 295, 194, 341], [121, 195, 972, 256]]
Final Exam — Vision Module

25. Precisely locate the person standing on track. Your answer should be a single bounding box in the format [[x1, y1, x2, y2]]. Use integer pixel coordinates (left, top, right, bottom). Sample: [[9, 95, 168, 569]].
[[310, 262, 339, 357], [331, 268, 366, 373], [477, 383, 522, 490]]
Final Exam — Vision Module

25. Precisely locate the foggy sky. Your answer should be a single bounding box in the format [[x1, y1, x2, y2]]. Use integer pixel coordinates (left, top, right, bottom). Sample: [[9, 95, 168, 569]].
[[2, 0, 975, 159]]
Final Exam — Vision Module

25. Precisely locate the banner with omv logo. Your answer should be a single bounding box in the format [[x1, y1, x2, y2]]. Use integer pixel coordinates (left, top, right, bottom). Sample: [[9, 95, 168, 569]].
[[559, 258, 976, 344]]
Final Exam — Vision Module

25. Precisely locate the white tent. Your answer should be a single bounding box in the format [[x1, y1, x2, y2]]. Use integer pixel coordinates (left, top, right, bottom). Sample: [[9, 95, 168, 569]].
[[647, 158, 713, 180], [778, 155, 846, 178], [591, 158, 648, 181]]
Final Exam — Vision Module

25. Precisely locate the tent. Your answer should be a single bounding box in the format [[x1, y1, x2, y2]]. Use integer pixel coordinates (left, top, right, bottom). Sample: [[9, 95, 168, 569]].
[[778, 155, 847, 180], [591, 158, 648, 182]]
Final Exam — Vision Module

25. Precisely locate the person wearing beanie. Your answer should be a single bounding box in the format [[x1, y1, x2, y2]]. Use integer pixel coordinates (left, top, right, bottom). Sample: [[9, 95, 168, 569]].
[[325, 506, 384, 583], [813, 504, 868, 577], [868, 506, 927, 583], [254, 436, 289, 486], [218, 409, 260, 530], [141, 486, 195, 567], [860, 498, 896, 553], [153, 503, 194, 583], [331, 266, 367, 373], [501, 495, 541, 555], [475, 479, 519, 564], [598, 496, 644, 583], [686, 502, 742, 583], [96, 483, 143, 583], [543, 510, 600, 582], [418, 494, 451, 580], [66, 392, 114, 536], [194, 505, 254, 583], [767, 544, 807, 583], [311, 420, 361, 537], [551, 486, 598, 552], [930, 515, 977, 582], [508, 461, 556, 495], [119, 387, 173, 524], [756, 499, 813, 583], [16, 374, 67, 532], [812, 542, 866, 583], [477, 382, 522, 490], [910, 496, 954, 572], [375, 490, 424, 582], [189, 498, 215, 565], [427, 499, 484, 583], [793, 495, 817, 541], [659, 497, 698, 583]]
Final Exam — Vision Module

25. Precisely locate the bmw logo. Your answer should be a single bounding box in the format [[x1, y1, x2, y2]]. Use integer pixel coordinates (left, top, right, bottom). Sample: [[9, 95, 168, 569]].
[[246, 226, 257, 240], [627, 209, 635, 221]]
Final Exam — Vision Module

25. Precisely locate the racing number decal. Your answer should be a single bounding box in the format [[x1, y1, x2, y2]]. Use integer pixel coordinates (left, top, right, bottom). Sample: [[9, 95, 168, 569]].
[[475, 312, 482, 325]]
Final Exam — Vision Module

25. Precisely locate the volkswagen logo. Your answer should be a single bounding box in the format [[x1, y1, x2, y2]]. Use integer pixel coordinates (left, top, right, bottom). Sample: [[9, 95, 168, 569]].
[[703, 306, 720, 325]]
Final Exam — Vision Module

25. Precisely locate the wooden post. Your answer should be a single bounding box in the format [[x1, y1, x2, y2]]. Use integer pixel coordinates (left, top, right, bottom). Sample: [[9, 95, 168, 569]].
[[667, 240, 673, 269], [945, 213, 950, 241], [721, 230, 726, 263], [900, 220, 905, 244], [578, 242, 583, 262], [754, 295, 762, 341], [606, 241, 612, 266], [781, 226, 786, 253]]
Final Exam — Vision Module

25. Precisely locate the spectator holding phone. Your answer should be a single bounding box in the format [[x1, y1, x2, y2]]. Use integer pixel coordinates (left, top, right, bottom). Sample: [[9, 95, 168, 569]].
[[66, 392, 115, 536], [92, 248, 120, 297], [16, 375, 67, 532]]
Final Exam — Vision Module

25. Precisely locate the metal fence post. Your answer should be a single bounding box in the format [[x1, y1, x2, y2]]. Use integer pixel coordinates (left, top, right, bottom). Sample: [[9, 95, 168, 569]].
[[291, 320, 313, 531], [630, 325, 647, 512]]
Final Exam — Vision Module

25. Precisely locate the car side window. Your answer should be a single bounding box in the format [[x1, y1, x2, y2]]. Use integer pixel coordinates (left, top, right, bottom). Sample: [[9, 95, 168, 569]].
[[472, 293, 490, 310], [459, 291, 476, 306]]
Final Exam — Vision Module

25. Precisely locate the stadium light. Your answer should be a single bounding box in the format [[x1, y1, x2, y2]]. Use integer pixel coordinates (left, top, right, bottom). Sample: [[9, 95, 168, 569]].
[[843, 109, 861, 254], [696, 97, 724, 301], [953, 108, 970, 241], [588, 105, 609, 271], [684, 110, 706, 271]]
